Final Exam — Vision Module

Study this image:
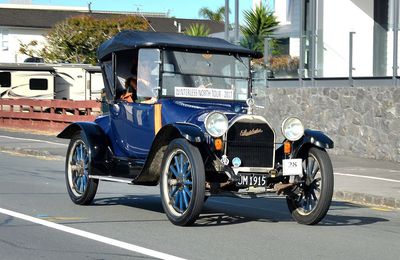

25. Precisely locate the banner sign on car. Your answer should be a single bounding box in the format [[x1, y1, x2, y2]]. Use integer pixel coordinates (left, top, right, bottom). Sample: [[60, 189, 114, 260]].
[[175, 87, 234, 100]]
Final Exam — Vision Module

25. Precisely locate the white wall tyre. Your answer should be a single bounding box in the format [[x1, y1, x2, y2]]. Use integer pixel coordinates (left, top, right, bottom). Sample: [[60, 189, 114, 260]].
[[65, 131, 98, 205], [160, 138, 205, 226]]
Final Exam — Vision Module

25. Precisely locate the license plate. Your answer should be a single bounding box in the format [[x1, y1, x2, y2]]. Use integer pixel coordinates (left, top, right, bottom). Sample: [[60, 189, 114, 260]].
[[283, 159, 303, 176], [237, 174, 267, 186]]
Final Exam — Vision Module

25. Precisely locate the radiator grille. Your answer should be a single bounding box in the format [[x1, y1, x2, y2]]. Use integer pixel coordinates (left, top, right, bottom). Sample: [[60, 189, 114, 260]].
[[226, 121, 275, 168]]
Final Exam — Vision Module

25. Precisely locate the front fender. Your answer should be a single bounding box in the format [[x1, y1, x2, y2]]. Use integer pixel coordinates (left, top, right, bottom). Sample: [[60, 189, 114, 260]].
[[58, 122, 110, 175], [171, 123, 205, 143], [293, 129, 334, 157], [133, 123, 206, 185]]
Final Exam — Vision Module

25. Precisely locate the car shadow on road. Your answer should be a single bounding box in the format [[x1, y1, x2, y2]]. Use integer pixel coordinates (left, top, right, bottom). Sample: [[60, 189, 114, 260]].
[[91, 195, 389, 227], [93, 195, 165, 213], [319, 202, 390, 227], [319, 214, 389, 227], [206, 199, 390, 227]]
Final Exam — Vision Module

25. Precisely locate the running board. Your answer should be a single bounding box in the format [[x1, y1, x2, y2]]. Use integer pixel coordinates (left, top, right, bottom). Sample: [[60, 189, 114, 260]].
[[89, 175, 133, 184], [205, 190, 282, 199]]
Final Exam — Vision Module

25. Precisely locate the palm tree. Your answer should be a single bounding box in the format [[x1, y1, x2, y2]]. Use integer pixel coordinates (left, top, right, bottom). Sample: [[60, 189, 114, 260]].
[[198, 6, 227, 22], [240, 4, 279, 53], [185, 23, 210, 37]]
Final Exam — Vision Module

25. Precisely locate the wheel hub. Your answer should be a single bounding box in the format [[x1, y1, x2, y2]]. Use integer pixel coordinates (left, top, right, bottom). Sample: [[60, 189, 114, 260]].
[[71, 161, 85, 175]]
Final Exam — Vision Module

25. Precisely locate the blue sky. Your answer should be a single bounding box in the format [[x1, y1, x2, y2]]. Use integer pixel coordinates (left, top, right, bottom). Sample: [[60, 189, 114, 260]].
[[1, 0, 273, 21]]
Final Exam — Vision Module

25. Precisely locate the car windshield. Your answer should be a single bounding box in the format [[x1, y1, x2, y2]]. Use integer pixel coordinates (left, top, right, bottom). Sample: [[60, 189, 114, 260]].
[[161, 50, 250, 101]]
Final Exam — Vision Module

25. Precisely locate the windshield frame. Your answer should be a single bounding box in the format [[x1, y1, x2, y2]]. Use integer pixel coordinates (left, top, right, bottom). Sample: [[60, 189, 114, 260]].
[[159, 49, 252, 102]]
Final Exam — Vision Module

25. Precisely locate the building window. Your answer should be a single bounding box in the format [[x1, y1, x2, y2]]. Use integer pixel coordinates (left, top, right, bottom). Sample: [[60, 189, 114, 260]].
[[0, 72, 11, 88], [29, 79, 48, 90], [0, 29, 9, 51]]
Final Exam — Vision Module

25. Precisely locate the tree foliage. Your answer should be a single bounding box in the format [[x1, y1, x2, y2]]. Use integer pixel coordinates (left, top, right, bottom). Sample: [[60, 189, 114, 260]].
[[19, 15, 148, 64], [198, 6, 227, 22], [240, 4, 279, 53], [184, 23, 210, 37]]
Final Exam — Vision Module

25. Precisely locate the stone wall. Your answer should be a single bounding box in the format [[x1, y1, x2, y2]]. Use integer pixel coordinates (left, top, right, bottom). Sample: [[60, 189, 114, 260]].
[[254, 86, 400, 163]]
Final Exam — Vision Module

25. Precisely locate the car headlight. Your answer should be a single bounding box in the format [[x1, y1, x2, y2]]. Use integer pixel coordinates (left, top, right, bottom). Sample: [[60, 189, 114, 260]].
[[281, 117, 304, 141], [205, 112, 228, 138]]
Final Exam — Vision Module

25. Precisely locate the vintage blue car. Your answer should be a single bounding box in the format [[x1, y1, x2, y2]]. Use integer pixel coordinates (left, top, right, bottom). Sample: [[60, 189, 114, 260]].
[[58, 31, 334, 226]]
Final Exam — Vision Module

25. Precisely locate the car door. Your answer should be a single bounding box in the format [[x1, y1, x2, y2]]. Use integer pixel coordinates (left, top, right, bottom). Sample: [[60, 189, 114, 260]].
[[110, 101, 156, 160], [124, 102, 156, 159], [109, 101, 129, 157]]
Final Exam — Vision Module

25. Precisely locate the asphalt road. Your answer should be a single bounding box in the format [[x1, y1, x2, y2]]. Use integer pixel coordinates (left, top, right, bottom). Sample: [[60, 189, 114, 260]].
[[0, 152, 399, 260], [2, 128, 400, 206]]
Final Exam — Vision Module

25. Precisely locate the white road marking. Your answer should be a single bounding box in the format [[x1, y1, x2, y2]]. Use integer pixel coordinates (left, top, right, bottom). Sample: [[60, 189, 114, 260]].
[[0, 207, 185, 260], [0, 135, 68, 147], [335, 172, 400, 183]]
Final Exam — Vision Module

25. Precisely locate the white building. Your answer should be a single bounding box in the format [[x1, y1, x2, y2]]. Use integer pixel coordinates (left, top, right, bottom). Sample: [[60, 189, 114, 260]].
[[0, 4, 224, 63], [0, 4, 89, 63], [270, 0, 398, 78]]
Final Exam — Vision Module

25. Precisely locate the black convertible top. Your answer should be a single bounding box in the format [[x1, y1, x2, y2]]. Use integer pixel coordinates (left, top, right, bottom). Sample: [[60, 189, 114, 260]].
[[97, 30, 261, 61]]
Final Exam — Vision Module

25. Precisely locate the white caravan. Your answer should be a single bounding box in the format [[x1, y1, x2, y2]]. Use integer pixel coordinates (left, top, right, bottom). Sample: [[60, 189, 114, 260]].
[[0, 63, 104, 100]]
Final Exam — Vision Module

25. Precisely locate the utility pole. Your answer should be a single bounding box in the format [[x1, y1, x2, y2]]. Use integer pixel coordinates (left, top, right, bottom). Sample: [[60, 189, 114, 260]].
[[224, 0, 230, 41], [234, 0, 239, 44], [88, 2, 92, 13]]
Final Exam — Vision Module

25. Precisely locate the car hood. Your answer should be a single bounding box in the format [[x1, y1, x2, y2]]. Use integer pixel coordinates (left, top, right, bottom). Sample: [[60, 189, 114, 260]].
[[161, 98, 247, 128]]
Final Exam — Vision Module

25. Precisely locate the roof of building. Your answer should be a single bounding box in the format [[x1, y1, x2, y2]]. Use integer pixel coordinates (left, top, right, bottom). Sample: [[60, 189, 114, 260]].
[[0, 5, 224, 34], [97, 30, 259, 60], [0, 62, 101, 72]]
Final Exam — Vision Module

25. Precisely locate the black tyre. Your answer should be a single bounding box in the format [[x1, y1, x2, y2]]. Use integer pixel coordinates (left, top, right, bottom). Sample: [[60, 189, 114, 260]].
[[286, 147, 334, 225], [160, 138, 205, 226], [65, 131, 98, 205]]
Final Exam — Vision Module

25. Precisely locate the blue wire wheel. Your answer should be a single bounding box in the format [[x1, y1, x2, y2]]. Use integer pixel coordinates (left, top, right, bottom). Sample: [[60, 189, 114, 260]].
[[162, 148, 194, 216], [67, 140, 90, 197]]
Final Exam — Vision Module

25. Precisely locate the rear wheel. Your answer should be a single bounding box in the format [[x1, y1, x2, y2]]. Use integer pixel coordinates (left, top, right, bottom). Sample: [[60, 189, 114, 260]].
[[65, 131, 98, 205], [160, 139, 205, 226], [286, 147, 333, 225]]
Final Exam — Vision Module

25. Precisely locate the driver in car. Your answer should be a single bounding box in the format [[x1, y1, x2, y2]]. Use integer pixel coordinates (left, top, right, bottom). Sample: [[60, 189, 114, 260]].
[[121, 76, 137, 103]]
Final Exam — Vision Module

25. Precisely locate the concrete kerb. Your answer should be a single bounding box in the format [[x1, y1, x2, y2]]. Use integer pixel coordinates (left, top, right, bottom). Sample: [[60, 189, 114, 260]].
[[334, 190, 400, 209], [0, 146, 63, 161]]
